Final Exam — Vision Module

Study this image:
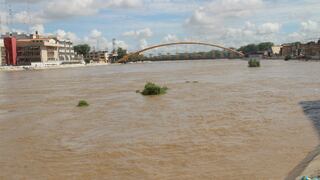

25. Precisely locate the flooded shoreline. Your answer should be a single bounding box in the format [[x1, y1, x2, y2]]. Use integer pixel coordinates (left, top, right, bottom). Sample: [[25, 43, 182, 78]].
[[0, 60, 320, 179]]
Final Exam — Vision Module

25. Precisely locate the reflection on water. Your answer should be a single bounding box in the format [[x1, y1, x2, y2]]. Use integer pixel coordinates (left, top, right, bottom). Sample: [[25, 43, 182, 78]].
[[0, 60, 320, 179]]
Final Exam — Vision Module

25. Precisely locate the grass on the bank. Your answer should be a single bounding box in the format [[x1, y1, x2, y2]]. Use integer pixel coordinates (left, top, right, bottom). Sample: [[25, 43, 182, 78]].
[[77, 100, 89, 107], [248, 59, 261, 67], [140, 82, 168, 96]]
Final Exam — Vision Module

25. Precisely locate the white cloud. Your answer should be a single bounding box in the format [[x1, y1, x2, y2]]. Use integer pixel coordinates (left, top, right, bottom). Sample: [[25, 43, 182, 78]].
[[186, 0, 263, 27], [163, 34, 179, 43], [139, 39, 148, 49], [55, 29, 80, 42], [116, 40, 129, 49], [10, 0, 45, 3], [286, 20, 320, 43], [123, 28, 153, 49], [89, 29, 102, 39], [8, 0, 144, 23], [106, 0, 143, 8], [45, 0, 98, 19], [29, 24, 45, 34], [81, 29, 129, 51], [301, 20, 318, 32], [123, 28, 153, 39], [184, 0, 287, 47], [0, 25, 10, 34], [258, 23, 281, 35], [14, 11, 45, 24]]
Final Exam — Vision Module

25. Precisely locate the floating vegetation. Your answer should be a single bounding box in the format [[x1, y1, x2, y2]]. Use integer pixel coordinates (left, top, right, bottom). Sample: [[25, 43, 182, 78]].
[[141, 82, 168, 96], [248, 59, 261, 67], [77, 100, 89, 107], [186, 81, 199, 83]]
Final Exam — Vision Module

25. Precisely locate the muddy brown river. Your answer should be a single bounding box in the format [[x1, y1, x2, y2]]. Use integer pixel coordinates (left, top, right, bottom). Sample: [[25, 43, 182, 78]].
[[0, 60, 320, 179]]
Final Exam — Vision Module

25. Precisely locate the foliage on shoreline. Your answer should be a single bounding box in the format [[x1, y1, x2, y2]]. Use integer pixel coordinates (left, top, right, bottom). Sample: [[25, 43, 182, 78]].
[[140, 82, 168, 96], [122, 50, 241, 62], [77, 100, 89, 107], [248, 59, 261, 67], [238, 42, 274, 54], [284, 55, 292, 61], [74, 44, 90, 58]]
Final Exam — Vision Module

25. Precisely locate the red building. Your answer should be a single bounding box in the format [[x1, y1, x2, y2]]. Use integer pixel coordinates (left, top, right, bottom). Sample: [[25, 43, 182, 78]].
[[4, 37, 17, 66]]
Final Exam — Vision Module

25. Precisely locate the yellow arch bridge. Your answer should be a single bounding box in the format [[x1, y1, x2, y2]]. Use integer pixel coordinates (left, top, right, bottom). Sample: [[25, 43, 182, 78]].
[[117, 41, 244, 63]]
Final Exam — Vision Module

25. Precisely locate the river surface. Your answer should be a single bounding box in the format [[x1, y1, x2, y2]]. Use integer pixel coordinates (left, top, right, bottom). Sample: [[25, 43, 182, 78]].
[[0, 60, 320, 179]]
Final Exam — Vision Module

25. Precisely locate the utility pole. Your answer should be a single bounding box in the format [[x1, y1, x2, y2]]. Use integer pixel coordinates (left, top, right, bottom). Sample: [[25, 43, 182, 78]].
[[112, 38, 118, 63], [4, 0, 12, 32], [112, 38, 116, 53], [96, 39, 99, 51], [0, 0, 3, 31], [26, 1, 31, 33]]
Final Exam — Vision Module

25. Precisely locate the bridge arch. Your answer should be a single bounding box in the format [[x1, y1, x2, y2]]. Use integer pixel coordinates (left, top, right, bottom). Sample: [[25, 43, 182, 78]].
[[118, 41, 244, 63]]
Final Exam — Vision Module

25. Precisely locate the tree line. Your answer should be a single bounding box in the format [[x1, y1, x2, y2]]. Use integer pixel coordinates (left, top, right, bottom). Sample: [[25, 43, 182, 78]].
[[127, 50, 241, 62], [237, 42, 274, 54]]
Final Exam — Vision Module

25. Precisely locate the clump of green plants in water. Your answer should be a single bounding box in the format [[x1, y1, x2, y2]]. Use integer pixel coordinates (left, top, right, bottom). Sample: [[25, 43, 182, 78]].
[[284, 55, 291, 61], [185, 81, 199, 84], [77, 100, 89, 107], [248, 59, 260, 67], [141, 82, 168, 96]]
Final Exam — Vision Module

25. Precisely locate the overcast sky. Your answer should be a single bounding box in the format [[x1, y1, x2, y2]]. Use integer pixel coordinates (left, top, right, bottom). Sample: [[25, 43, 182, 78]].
[[1, 0, 320, 51]]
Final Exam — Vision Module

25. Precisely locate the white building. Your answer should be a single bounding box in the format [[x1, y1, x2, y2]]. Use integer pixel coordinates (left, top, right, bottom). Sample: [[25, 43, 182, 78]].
[[57, 40, 76, 61], [0, 39, 5, 66], [85, 51, 109, 63], [271, 45, 282, 56]]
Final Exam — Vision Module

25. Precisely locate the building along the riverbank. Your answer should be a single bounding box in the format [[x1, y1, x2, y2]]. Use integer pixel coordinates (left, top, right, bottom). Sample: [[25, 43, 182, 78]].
[[1, 32, 83, 66], [281, 40, 320, 59], [85, 50, 110, 63], [0, 39, 5, 66]]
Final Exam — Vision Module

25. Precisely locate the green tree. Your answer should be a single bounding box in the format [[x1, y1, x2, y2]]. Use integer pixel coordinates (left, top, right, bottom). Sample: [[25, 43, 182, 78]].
[[238, 42, 275, 55], [214, 50, 222, 58], [223, 51, 231, 58], [117, 47, 127, 59], [238, 44, 258, 54], [74, 44, 90, 56], [257, 42, 274, 51]]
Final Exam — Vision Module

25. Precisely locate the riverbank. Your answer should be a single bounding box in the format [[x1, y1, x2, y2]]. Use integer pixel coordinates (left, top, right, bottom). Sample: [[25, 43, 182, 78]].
[[2, 59, 319, 72], [0, 63, 112, 72], [298, 152, 320, 179]]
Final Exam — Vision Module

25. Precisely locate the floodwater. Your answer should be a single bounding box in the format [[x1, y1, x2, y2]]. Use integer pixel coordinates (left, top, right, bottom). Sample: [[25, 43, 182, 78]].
[[0, 60, 320, 179]]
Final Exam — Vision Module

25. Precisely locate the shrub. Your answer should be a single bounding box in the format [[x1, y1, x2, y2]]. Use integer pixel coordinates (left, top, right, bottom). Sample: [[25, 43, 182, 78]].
[[284, 55, 291, 61], [248, 59, 260, 67], [141, 82, 168, 96], [305, 56, 312, 61], [77, 100, 89, 107]]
